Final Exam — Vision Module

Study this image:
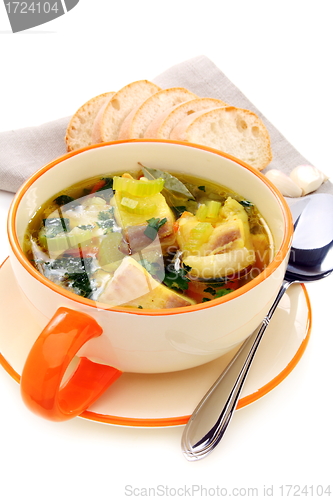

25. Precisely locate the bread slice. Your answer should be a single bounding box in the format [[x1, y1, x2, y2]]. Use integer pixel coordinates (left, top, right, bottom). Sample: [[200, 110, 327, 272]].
[[99, 80, 161, 142], [91, 93, 117, 144], [118, 87, 198, 140], [170, 106, 272, 170], [65, 92, 115, 151], [145, 97, 227, 139]]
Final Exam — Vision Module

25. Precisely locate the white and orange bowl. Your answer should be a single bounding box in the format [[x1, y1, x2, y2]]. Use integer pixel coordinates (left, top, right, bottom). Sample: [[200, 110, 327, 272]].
[[8, 140, 293, 374]]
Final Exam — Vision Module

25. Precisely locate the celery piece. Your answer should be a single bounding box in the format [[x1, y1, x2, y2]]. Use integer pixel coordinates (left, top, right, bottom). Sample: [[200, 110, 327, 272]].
[[113, 176, 164, 197], [98, 232, 124, 272], [185, 222, 214, 253], [196, 204, 208, 221], [120, 196, 157, 215], [120, 197, 139, 211], [195, 201, 221, 221], [140, 165, 195, 200], [206, 200, 222, 219], [39, 227, 95, 257]]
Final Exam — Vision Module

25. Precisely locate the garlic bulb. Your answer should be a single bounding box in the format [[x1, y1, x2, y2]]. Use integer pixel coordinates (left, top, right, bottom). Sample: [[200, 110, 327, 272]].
[[265, 169, 302, 197], [290, 165, 327, 195]]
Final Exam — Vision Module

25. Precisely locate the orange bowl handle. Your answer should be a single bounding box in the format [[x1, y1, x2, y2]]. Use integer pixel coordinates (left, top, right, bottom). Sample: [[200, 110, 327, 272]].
[[20, 307, 122, 421]]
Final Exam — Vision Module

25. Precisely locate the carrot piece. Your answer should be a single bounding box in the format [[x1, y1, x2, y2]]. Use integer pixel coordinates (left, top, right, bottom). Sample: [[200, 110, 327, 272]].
[[90, 179, 106, 193]]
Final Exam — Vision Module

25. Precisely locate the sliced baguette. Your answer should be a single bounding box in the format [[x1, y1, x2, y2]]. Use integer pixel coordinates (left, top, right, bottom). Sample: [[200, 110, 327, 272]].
[[65, 92, 115, 151], [170, 106, 272, 170], [118, 87, 198, 140], [100, 80, 161, 142], [91, 93, 117, 144], [145, 97, 227, 139]]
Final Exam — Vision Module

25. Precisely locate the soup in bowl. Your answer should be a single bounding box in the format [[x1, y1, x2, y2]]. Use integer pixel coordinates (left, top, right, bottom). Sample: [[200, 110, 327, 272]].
[[7, 140, 293, 421]]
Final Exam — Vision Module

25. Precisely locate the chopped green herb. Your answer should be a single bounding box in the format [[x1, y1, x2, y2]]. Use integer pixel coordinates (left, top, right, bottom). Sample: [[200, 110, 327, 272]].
[[202, 287, 233, 302], [46, 255, 93, 274], [47, 255, 95, 298], [163, 264, 191, 291], [239, 200, 253, 208], [98, 209, 114, 221], [53, 195, 75, 206], [198, 186, 206, 192], [203, 287, 217, 296], [215, 288, 233, 298], [96, 208, 115, 234], [64, 271, 93, 298], [42, 217, 70, 238], [77, 224, 95, 231], [144, 217, 167, 240], [138, 305, 143, 309]]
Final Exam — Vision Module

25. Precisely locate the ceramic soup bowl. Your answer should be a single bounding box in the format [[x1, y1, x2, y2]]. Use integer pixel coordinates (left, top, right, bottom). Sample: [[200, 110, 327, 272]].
[[7, 140, 293, 421]]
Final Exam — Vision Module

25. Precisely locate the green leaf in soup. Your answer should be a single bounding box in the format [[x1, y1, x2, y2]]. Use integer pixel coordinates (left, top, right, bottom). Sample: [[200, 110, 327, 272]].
[[144, 217, 167, 240]]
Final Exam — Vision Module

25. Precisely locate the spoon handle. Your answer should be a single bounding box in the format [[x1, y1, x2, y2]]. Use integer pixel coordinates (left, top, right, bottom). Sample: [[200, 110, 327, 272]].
[[181, 279, 292, 461]]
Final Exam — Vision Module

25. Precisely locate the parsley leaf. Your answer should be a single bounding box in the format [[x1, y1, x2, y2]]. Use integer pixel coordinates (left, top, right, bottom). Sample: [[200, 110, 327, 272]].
[[77, 224, 95, 231], [53, 195, 75, 206], [239, 200, 253, 208], [42, 217, 70, 238], [47, 256, 93, 274], [98, 209, 114, 221], [163, 263, 191, 291], [96, 208, 115, 234], [144, 217, 167, 240], [203, 287, 217, 296], [43, 256, 95, 299], [55, 256, 94, 298], [64, 271, 93, 298], [203, 286, 233, 302], [215, 288, 233, 298]]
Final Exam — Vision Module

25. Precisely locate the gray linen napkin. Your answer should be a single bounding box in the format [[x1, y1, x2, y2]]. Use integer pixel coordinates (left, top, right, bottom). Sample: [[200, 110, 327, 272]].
[[1, 55, 331, 194]]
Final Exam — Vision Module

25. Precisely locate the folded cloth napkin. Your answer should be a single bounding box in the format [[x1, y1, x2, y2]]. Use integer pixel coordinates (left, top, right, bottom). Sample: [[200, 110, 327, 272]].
[[0, 55, 331, 194]]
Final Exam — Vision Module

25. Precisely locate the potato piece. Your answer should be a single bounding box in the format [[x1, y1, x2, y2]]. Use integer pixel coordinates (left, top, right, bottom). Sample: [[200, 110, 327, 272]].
[[113, 191, 175, 238], [184, 247, 255, 280]]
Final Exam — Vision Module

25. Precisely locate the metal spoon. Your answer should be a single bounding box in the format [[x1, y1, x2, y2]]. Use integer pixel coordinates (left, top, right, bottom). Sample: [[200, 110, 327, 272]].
[[181, 193, 333, 461]]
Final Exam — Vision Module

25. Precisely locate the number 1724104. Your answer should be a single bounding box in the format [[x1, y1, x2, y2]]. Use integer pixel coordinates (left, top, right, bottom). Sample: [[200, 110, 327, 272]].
[[279, 485, 331, 497], [5, 2, 60, 14]]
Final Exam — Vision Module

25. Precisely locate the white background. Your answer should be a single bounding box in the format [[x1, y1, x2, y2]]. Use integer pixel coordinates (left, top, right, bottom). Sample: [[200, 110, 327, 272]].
[[0, 1, 332, 499]]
